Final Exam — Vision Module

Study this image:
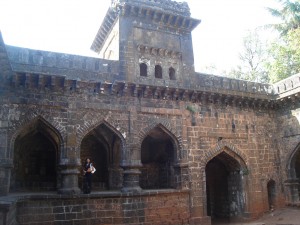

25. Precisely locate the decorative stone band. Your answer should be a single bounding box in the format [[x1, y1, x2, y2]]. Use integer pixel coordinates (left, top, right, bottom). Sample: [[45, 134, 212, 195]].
[[119, 2, 200, 31], [5, 72, 300, 110], [137, 44, 182, 59], [113, 0, 191, 17]]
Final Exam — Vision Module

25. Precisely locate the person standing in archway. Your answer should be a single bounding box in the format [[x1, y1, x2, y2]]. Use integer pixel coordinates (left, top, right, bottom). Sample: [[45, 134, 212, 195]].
[[83, 158, 95, 194]]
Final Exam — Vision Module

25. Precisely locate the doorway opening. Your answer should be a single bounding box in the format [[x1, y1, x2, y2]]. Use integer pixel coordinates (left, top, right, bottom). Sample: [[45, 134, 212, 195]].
[[206, 150, 246, 223]]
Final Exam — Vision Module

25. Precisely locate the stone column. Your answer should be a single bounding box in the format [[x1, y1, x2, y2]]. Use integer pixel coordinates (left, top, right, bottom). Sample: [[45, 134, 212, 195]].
[[0, 159, 13, 196], [58, 158, 81, 194], [120, 108, 142, 193], [189, 168, 211, 225], [121, 160, 142, 193], [284, 179, 299, 204], [174, 161, 189, 189]]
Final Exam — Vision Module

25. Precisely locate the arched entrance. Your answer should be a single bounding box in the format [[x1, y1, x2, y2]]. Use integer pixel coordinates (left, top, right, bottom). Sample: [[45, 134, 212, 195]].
[[267, 180, 276, 210], [206, 150, 247, 223], [80, 123, 123, 191], [140, 126, 177, 189], [286, 145, 300, 203], [12, 118, 60, 192]]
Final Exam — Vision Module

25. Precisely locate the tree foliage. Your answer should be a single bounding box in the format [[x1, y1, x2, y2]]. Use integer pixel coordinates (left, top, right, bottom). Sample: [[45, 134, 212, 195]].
[[228, 0, 300, 83], [266, 0, 300, 36], [264, 0, 300, 83], [265, 28, 300, 83], [226, 30, 269, 83]]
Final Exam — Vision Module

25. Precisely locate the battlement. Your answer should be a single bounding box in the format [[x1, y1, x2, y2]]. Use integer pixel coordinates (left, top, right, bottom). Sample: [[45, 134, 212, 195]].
[[194, 72, 274, 98], [6, 46, 120, 81], [273, 73, 300, 98], [114, 0, 191, 17], [0, 33, 13, 81]]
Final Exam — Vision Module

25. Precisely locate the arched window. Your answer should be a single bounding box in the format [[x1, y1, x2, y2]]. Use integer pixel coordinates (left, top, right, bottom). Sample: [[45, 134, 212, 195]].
[[141, 126, 176, 189], [169, 67, 176, 80], [140, 63, 147, 77], [80, 123, 123, 191], [12, 118, 61, 192], [155, 65, 162, 79]]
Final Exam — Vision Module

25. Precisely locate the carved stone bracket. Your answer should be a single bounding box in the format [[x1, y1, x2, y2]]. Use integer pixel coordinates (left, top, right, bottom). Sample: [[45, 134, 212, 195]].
[[137, 44, 182, 59]]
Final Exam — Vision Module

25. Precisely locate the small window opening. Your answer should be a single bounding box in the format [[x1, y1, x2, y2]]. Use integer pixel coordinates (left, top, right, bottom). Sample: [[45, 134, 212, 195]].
[[169, 67, 176, 80], [155, 65, 162, 79], [140, 63, 147, 77]]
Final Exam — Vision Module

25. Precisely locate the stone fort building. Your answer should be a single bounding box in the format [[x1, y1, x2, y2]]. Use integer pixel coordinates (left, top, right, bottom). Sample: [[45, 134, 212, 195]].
[[0, 0, 299, 224]]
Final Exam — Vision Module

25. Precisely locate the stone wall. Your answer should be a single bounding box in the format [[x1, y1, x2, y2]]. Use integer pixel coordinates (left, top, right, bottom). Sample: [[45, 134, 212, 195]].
[[6, 46, 120, 81], [0, 66, 295, 221], [15, 191, 189, 225]]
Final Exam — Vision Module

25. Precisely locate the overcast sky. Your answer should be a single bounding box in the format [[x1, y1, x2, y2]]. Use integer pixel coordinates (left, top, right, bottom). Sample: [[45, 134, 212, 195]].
[[0, 0, 278, 73]]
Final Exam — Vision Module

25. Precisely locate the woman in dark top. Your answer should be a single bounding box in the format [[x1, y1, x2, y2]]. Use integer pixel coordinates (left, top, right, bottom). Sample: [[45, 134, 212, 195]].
[[83, 158, 93, 194]]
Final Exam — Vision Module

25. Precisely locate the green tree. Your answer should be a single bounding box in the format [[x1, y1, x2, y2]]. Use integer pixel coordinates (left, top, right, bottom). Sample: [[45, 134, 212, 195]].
[[267, 0, 300, 36], [226, 30, 269, 83], [265, 28, 300, 83], [264, 0, 300, 82]]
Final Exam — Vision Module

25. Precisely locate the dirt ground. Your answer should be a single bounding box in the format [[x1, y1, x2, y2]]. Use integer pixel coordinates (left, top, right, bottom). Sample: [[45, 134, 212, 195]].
[[213, 207, 300, 225]]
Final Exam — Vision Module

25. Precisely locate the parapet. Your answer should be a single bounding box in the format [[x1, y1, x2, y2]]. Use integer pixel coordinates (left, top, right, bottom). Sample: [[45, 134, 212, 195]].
[[0, 32, 13, 81], [6, 46, 120, 81], [273, 73, 300, 98], [193, 72, 274, 98], [113, 0, 191, 17]]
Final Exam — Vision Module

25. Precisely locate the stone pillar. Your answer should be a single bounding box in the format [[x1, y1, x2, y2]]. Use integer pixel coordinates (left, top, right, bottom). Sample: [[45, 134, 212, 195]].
[[121, 160, 142, 193], [58, 158, 81, 194], [284, 179, 299, 204], [108, 166, 123, 189], [241, 173, 251, 218], [189, 168, 211, 225], [174, 161, 189, 189], [0, 159, 13, 196]]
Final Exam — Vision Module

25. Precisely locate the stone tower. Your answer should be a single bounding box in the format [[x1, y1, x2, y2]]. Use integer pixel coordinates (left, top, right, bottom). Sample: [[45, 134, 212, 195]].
[[91, 0, 200, 86]]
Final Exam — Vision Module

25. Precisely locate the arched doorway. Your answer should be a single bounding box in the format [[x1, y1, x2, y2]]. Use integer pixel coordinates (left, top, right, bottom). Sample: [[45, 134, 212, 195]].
[[80, 123, 123, 191], [286, 145, 300, 203], [140, 126, 177, 189], [12, 118, 60, 192], [267, 180, 276, 210], [206, 150, 247, 223]]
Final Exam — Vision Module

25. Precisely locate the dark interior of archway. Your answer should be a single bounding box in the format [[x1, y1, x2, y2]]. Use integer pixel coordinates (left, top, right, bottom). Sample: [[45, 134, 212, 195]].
[[293, 150, 300, 197], [267, 180, 276, 209], [80, 124, 122, 190], [295, 151, 300, 179], [206, 152, 244, 223], [13, 131, 57, 191], [141, 127, 175, 189]]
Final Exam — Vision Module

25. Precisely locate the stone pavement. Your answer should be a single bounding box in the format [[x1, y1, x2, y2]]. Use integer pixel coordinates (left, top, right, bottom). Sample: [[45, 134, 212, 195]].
[[214, 207, 300, 225]]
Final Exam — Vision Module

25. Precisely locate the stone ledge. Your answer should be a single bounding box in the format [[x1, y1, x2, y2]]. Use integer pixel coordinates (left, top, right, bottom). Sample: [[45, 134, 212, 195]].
[[0, 189, 190, 203]]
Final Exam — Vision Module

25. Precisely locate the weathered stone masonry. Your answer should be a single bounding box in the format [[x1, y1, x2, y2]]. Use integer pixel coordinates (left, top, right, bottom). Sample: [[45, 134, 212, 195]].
[[0, 0, 300, 225]]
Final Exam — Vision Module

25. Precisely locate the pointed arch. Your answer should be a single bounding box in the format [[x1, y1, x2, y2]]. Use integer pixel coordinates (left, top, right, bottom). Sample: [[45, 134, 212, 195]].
[[79, 120, 126, 190], [205, 141, 248, 221], [286, 142, 300, 179], [137, 120, 183, 153], [10, 115, 64, 159], [139, 121, 183, 189], [10, 116, 63, 192], [203, 140, 248, 169], [78, 119, 126, 152]]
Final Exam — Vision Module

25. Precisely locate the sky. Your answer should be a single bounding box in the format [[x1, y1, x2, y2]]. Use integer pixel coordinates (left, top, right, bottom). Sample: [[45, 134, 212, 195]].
[[0, 0, 278, 73]]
